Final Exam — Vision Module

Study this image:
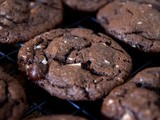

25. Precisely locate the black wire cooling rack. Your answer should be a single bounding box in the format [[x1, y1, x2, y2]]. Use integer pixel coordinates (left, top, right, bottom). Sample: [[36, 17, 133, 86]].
[[0, 5, 160, 120]]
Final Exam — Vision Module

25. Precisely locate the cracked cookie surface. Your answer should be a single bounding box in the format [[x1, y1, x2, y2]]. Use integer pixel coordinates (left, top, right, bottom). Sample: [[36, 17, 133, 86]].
[[0, 0, 63, 44], [97, 1, 160, 52], [112, 0, 160, 11], [102, 67, 160, 120], [0, 67, 26, 120], [32, 115, 88, 120], [18, 28, 132, 101], [62, 0, 108, 12]]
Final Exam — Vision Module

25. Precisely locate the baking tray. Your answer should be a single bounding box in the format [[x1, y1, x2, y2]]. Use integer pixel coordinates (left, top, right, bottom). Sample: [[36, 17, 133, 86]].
[[0, 5, 160, 120]]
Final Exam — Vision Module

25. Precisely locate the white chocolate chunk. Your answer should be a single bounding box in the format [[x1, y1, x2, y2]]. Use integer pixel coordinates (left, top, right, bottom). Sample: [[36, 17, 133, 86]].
[[22, 55, 27, 59], [102, 43, 107, 46], [121, 113, 131, 120], [115, 65, 120, 68], [132, 44, 136, 48], [42, 58, 48, 65], [6, 15, 12, 19], [36, 45, 42, 49], [67, 63, 81, 67], [93, 80, 97, 83], [26, 65, 29, 69], [86, 87, 89, 91], [148, 4, 152, 7], [34, 44, 42, 50], [104, 60, 110, 64], [107, 99, 114, 105], [27, 47, 30, 50], [137, 21, 142, 25], [75, 37, 78, 39], [68, 58, 74, 60]]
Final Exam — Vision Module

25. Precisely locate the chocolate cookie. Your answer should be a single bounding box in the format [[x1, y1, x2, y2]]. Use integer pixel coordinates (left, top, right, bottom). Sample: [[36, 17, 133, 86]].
[[32, 115, 88, 120], [131, 67, 160, 89], [62, 0, 108, 12], [0, 0, 63, 44], [101, 67, 160, 120], [0, 67, 26, 120], [18, 28, 132, 101], [97, 1, 160, 52]]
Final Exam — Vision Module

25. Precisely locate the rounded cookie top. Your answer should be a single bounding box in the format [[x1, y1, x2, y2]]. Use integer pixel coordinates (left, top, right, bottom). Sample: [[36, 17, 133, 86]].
[[0, 67, 26, 120], [101, 67, 160, 120], [0, 0, 63, 44], [97, 1, 160, 52], [62, 0, 108, 12], [32, 115, 88, 120], [18, 28, 132, 101]]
